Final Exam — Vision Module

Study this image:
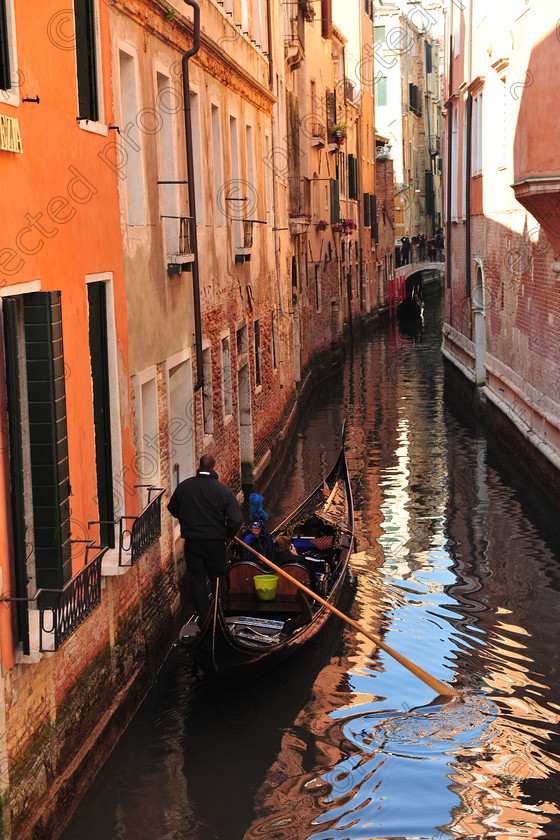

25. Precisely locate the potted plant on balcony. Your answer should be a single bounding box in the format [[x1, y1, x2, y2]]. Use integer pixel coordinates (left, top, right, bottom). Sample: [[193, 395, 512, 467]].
[[316, 219, 329, 231], [299, 0, 315, 21], [332, 218, 356, 235], [329, 122, 347, 146]]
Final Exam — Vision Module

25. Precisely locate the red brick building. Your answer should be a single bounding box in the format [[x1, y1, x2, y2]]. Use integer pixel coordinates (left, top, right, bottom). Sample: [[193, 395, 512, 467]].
[[442, 0, 560, 501]]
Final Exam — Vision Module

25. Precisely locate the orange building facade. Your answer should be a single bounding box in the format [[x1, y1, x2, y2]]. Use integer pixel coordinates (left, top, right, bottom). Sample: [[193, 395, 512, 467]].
[[0, 3, 168, 837], [442, 0, 560, 503]]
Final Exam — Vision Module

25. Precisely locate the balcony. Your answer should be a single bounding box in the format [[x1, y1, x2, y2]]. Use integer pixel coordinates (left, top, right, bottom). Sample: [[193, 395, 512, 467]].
[[288, 177, 311, 234], [165, 215, 195, 273], [285, 5, 305, 69], [90, 486, 165, 573], [429, 135, 441, 157], [243, 219, 254, 248], [235, 219, 255, 263], [310, 121, 326, 148], [1, 541, 107, 654]]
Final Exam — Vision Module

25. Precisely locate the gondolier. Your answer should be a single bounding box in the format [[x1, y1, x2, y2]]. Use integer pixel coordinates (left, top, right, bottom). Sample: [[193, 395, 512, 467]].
[[168, 454, 242, 625]]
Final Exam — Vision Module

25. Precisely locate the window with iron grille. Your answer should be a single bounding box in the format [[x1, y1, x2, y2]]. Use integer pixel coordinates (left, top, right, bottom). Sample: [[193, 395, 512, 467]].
[[75, 0, 99, 121]]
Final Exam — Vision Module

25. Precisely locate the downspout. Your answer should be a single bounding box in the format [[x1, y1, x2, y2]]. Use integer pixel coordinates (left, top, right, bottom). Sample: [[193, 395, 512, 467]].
[[266, 0, 283, 314], [465, 91, 472, 300], [446, 27, 452, 294], [181, 0, 203, 389]]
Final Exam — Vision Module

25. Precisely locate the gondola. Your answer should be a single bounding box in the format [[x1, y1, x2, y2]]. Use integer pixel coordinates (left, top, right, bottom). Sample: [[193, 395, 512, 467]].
[[397, 294, 424, 322], [178, 436, 355, 679]]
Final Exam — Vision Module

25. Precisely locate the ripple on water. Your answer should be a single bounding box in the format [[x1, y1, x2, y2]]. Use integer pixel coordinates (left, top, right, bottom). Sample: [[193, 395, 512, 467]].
[[342, 693, 497, 759]]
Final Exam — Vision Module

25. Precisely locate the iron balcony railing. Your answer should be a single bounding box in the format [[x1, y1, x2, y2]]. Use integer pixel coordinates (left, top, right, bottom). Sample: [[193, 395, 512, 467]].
[[243, 219, 254, 248], [90, 486, 165, 568], [39, 543, 106, 650], [0, 540, 107, 653], [429, 135, 441, 156], [179, 216, 194, 255]]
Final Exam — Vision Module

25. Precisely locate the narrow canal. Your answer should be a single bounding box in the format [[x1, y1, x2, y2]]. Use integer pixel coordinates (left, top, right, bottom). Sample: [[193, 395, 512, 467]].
[[61, 292, 560, 840]]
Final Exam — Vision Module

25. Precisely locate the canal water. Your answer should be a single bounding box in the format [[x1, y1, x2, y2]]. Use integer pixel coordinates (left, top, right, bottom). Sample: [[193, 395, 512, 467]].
[[61, 293, 560, 840]]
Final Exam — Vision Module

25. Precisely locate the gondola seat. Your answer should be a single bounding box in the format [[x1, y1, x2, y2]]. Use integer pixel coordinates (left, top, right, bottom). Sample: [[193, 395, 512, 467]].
[[227, 561, 264, 598], [274, 563, 312, 598]]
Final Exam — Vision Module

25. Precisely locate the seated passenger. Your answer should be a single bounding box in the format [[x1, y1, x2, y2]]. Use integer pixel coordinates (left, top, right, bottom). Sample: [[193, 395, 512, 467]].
[[242, 520, 275, 562], [274, 535, 299, 566]]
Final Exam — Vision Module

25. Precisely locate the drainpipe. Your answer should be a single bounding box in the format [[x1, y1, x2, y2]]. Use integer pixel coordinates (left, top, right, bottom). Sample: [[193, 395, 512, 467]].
[[465, 91, 472, 301], [181, 0, 203, 390], [266, 0, 283, 314], [446, 26, 452, 294]]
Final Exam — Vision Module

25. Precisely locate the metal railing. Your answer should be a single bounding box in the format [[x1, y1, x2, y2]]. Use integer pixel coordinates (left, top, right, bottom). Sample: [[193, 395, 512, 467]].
[[89, 486, 165, 567], [243, 219, 254, 248], [179, 216, 194, 255], [39, 543, 106, 650], [0, 540, 106, 653]]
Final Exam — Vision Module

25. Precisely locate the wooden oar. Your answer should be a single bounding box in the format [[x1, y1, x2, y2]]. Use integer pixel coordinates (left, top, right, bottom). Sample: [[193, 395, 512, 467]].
[[234, 537, 458, 698]]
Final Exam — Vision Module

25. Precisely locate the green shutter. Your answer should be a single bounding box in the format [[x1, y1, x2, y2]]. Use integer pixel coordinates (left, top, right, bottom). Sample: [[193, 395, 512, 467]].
[[0, 0, 11, 91], [24, 292, 71, 590], [375, 76, 387, 107], [2, 298, 30, 650], [330, 178, 340, 224]]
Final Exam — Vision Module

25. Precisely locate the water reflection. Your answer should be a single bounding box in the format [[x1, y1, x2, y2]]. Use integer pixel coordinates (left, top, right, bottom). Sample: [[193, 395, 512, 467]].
[[61, 294, 560, 840]]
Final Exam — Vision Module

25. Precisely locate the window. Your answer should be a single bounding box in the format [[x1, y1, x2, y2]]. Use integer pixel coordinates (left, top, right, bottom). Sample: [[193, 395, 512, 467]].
[[315, 265, 321, 312], [140, 376, 159, 489], [168, 356, 194, 493], [451, 106, 458, 220], [229, 115, 242, 246], [374, 25, 386, 44], [265, 134, 272, 224], [119, 50, 145, 226], [236, 324, 248, 356], [375, 76, 387, 107], [202, 347, 213, 435], [157, 72, 180, 256], [190, 91, 204, 225], [212, 105, 224, 226], [75, 0, 99, 121], [254, 319, 261, 387], [271, 311, 278, 370], [222, 335, 232, 416], [246, 123, 254, 213], [472, 90, 483, 175]]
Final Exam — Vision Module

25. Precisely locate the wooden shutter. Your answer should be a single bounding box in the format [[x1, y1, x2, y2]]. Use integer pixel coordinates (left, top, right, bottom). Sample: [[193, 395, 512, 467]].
[[330, 178, 340, 223], [75, 0, 98, 121], [0, 0, 11, 90], [24, 292, 72, 590], [2, 298, 30, 650]]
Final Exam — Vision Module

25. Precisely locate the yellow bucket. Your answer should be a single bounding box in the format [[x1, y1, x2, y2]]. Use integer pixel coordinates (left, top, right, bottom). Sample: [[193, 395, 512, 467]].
[[253, 574, 278, 601]]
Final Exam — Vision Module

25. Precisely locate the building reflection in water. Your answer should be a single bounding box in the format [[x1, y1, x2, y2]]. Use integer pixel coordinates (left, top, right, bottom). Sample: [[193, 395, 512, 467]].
[[247, 306, 560, 840]]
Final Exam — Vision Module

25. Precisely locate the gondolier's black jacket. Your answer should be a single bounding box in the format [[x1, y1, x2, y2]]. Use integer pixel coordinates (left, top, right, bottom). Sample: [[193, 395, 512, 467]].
[[167, 469, 242, 541]]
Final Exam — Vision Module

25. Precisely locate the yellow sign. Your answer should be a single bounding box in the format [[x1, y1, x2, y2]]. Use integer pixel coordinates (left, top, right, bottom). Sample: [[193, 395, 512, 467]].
[[0, 114, 23, 153]]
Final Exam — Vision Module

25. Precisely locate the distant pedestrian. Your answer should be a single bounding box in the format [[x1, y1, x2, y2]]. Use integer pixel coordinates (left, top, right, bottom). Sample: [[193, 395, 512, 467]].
[[435, 229, 444, 261], [401, 237, 411, 264], [418, 233, 426, 261], [427, 235, 436, 261], [168, 454, 242, 625]]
